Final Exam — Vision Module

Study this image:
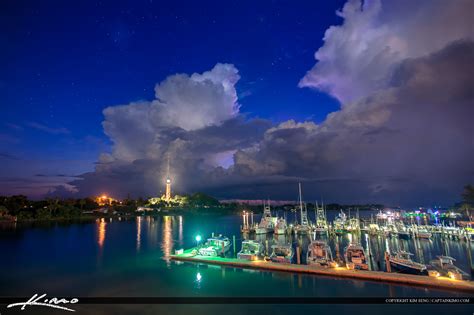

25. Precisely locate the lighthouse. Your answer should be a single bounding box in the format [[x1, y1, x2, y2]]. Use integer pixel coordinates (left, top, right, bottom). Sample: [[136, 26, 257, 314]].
[[164, 158, 172, 202], [165, 177, 172, 201]]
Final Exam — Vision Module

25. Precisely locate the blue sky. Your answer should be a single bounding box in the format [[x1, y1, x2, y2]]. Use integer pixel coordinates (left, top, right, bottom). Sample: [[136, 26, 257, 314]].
[[1, 0, 343, 164], [1, 0, 472, 205]]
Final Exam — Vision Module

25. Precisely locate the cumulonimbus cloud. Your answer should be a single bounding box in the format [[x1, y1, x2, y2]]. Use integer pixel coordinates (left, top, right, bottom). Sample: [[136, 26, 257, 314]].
[[299, 0, 473, 105], [56, 0, 473, 206]]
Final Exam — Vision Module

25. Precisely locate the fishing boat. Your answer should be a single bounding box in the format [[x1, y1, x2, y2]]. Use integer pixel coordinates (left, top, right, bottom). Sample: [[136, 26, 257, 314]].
[[368, 223, 380, 236], [269, 244, 294, 263], [415, 227, 432, 239], [344, 243, 369, 270], [465, 227, 474, 241], [255, 202, 275, 234], [389, 251, 428, 275], [397, 224, 411, 239], [307, 240, 334, 267], [274, 217, 288, 235], [428, 256, 470, 280], [346, 217, 360, 233], [314, 201, 328, 233], [237, 240, 264, 261], [333, 211, 347, 235], [198, 235, 231, 257], [295, 183, 311, 235]]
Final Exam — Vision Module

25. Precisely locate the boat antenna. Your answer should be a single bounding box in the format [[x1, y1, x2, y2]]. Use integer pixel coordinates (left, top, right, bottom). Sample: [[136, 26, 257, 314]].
[[298, 182, 303, 212]]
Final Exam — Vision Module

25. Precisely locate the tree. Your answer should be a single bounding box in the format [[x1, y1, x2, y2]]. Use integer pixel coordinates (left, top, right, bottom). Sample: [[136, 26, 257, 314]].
[[460, 184, 474, 220], [462, 184, 474, 205]]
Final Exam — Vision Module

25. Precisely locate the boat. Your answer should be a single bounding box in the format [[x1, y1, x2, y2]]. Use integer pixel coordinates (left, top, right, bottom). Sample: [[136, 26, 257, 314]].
[[237, 240, 264, 261], [198, 235, 231, 257], [428, 256, 470, 280], [465, 227, 474, 241], [274, 217, 287, 235], [269, 244, 294, 263], [397, 224, 411, 239], [344, 243, 369, 270], [415, 227, 432, 239], [314, 201, 328, 233], [368, 223, 380, 236], [307, 240, 335, 267], [333, 211, 347, 235], [346, 217, 360, 233], [295, 183, 311, 235], [389, 251, 428, 275], [255, 202, 275, 234]]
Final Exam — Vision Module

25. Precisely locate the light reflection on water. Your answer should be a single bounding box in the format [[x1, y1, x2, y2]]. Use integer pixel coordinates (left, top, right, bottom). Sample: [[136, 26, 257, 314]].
[[153, 214, 474, 275], [97, 218, 107, 248], [161, 216, 173, 262], [136, 216, 142, 251], [1, 213, 473, 300]]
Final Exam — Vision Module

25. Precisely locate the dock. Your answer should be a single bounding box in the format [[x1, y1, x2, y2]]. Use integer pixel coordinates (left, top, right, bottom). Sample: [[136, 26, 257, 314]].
[[170, 252, 474, 294]]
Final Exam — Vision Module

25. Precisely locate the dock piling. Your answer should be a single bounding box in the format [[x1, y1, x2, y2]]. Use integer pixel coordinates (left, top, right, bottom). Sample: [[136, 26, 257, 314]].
[[385, 251, 391, 273], [233, 235, 236, 255]]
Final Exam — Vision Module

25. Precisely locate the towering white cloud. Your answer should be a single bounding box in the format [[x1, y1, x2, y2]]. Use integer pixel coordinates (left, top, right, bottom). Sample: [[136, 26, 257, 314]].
[[102, 63, 241, 162], [58, 1, 473, 206], [299, 0, 473, 104]]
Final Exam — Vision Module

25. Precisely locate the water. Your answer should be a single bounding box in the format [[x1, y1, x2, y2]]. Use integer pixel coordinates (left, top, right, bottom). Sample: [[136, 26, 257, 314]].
[[0, 213, 472, 314]]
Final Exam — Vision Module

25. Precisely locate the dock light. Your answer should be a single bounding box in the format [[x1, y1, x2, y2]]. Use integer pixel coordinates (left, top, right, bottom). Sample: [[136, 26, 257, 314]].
[[195, 235, 202, 248], [196, 272, 202, 282]]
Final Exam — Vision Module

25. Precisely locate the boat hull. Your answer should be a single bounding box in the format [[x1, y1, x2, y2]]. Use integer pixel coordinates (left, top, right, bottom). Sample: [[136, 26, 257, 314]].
[[398, 232, 410, 239], [237, 253, 260, 261], [390, 261, 428, 275], [255, 228, 272, 234], [274, 228, 286, 235]]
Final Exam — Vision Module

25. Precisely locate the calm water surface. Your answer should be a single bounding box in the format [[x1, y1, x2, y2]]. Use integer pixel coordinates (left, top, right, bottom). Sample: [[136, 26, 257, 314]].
[[1, 213, 473, 314]]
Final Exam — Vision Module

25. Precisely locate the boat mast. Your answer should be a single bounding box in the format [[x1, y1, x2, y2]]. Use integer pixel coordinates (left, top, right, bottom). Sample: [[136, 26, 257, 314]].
[[299, 182, 308, 226]]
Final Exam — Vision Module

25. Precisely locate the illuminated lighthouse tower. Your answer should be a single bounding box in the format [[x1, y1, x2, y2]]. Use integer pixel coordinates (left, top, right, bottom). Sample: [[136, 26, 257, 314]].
[[164, 159, 172, 202]]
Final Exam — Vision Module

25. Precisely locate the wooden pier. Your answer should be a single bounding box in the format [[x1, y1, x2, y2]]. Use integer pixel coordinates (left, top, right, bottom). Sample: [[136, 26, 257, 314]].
[[170, 252, 474, 294]]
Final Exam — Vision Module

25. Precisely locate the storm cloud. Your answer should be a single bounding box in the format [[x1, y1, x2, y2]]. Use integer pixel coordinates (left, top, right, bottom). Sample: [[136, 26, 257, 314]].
[[299, 0, 473, 104], [60, 0, 473, 206], [235, 40, 474, 204]]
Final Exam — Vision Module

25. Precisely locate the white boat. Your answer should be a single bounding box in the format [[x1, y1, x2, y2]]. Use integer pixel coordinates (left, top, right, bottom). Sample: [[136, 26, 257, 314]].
[[389, 251, 427, 275], [307, 240, 334, 267], [415, 227, 432, 239], [269, 244, 294, 264], [255, 202, 275, 234], [428, 256, 470, 280], [344, 243, 368, 270], [333, 211, 347, 235], [314, 201, 328, 233], [368, 223, 380, 236], [237, 240, 264, 261], [274, 217, 287, 235], [396, 224, 410, 239], [295, 183, 310, 235], [198, 235, 231, 257]]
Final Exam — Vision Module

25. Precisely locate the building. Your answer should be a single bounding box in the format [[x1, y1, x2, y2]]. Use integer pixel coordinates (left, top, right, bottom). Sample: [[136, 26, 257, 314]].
[[95, 195, 116, 206]]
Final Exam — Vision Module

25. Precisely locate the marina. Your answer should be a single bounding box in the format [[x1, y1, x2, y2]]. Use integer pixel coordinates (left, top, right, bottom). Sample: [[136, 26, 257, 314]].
[[170, 250, 474, 293], [170, 186, 474, 295]]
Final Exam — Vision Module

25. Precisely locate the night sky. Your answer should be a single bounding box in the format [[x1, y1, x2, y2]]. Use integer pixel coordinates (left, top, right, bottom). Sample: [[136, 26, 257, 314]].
[[1, 0, 473, 206]]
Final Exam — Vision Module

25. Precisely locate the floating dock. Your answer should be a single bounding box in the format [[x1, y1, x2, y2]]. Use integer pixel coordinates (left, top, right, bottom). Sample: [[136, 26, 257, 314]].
[[170, 251, 474, 294]]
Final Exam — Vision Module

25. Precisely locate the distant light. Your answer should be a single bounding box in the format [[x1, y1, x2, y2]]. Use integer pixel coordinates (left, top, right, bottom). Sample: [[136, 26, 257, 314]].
[[166, 179, 171, 183], [195, 235, 202, 242], [101, 195, 107, 199], [196, 272, 202, 282]]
